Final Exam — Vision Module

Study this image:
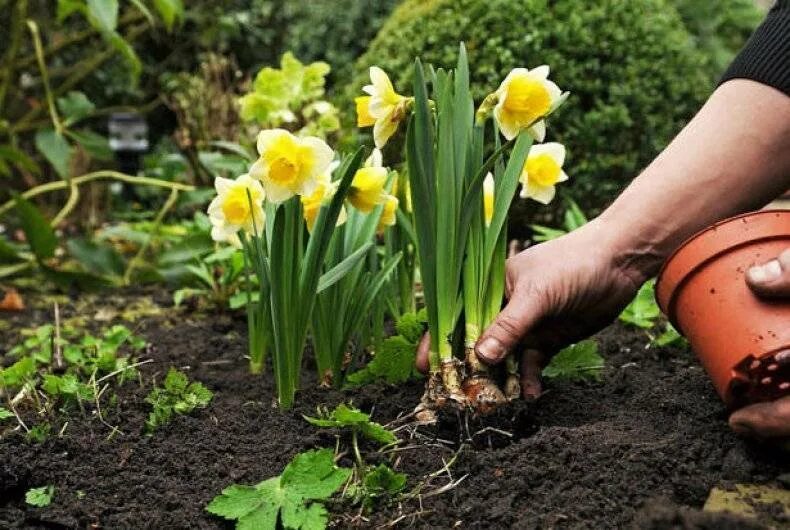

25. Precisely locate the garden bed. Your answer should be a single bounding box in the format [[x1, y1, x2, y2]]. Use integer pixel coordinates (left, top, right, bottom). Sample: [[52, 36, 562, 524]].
[[0, 289, 786, 529]]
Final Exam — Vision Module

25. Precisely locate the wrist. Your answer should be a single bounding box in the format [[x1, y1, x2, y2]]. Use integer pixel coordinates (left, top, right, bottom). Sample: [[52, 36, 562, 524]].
[[583, 214, 666, 286]]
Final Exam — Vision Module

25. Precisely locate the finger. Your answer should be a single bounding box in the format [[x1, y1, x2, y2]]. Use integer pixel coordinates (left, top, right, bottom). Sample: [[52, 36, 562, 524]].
[[746, 248, 790, 299], [475, 288, 544, 365], [729, 395, 790, 439], [520, 348, 545, 400], [415, 332, 430, 374]]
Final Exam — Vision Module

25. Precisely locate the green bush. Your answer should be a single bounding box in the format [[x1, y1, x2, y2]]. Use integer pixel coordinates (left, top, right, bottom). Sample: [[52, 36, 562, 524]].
[[282, 0, 400, 88], [348, 0, 713, 218], [670, 0, 764, 80]]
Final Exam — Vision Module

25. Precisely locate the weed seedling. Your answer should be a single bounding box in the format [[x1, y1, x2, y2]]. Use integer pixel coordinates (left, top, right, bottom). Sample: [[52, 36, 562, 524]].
[[206, 449, 351, 530], [144, 368, 213, 433], [305, 404, 406, 510], [25, 485, 54, 507], [542, 340, 605, 382], [345, 310, 426, 387]]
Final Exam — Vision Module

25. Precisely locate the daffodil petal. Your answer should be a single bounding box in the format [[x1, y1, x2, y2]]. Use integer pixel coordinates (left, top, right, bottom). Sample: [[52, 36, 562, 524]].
[[526, 182, 556, 205], [256, 128, 289, 156], [527, 120, 546, 142]]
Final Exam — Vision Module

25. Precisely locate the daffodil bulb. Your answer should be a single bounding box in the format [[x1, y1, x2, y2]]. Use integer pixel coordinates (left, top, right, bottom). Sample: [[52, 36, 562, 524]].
[[249, 129, 334, 203], [519, 142, 569, 205], [377, 194, 399, 233], [493, 66, 567, 142], [207, 174, 266, 244], [359, 67, 410, 149], [483, 172, 495, 227], [301, 161, 347, 232]]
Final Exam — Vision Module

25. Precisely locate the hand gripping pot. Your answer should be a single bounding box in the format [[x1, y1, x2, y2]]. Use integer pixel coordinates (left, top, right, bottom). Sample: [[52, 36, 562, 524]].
[[656, 210, 790, 408]]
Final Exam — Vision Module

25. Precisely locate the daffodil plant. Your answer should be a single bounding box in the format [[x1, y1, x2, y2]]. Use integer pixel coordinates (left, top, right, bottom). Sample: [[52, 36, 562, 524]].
[[356, 44, 570, 415], [209, 129, 371, 408], [311, 151, 402, 387]]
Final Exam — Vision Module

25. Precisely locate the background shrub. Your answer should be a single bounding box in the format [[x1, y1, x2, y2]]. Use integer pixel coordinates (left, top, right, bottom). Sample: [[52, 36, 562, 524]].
[[349, 0, 752, 227]]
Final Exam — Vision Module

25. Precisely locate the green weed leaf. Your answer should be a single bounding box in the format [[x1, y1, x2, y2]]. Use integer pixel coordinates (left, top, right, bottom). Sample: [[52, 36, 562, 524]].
[[153, 0, 183, 31], [34, 128, 73, 179], [25, 485, 54, 507], [619, 280, 660, 329], [0, 407, 14, 421], [57, 91, 95, 126], [145, 368, 213, 433], [542, 340, 605, 382], [304, 404, 397, 446], [207, 449, 350, 530]]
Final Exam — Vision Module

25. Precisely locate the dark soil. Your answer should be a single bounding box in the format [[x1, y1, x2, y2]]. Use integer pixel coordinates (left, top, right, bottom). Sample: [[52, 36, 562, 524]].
[[0, 288, 787, 529]]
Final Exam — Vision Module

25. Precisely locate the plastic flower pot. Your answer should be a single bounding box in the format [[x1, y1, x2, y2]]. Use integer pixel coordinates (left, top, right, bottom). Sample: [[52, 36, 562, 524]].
[[656, 210, 790, 409]]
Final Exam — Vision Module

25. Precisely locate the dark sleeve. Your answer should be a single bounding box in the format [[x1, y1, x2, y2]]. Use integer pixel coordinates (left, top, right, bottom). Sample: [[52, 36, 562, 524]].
[[719, 0, 790, 96]]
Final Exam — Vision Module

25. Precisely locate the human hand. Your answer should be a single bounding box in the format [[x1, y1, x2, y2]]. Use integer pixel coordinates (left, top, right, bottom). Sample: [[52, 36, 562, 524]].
[[728, 248, 790, 440], [416, 219, 646, 398]]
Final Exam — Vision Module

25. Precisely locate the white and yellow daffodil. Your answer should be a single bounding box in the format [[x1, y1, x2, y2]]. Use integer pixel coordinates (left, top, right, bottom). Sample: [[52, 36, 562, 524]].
[[249, 129, 334, 203], [483, 172, 495, 227], [519, 142, 569, 205], [301, 161, 347, 232], [207, 174, 266, 244], [348, 148, 388, 213], [359, 67, 409, 148], [493, 66, 567, 142], [377, 194, 399, 233]]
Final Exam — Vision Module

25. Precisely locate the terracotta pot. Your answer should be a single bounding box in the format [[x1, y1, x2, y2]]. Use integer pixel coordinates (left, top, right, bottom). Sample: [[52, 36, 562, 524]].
[[656, 210, 790, 408]]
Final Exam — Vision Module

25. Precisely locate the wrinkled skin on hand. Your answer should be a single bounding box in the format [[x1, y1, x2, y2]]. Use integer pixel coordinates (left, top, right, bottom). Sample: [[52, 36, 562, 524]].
[[416, 233, 790, 441]]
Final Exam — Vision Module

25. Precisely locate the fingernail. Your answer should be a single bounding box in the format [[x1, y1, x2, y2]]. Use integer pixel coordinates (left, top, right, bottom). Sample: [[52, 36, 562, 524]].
[[747, 265, 767, 283], [763, 259, 783, 280], [476, 337, 506, 362], [775, 350, 790, 364]]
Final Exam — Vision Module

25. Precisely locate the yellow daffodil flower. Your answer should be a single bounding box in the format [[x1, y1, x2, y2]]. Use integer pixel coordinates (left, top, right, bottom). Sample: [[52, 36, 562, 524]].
[[355, 96, 376, 127], [483, 172, 495, 227], [348, 148, 388, 213], [360, 67, 410, 148], [301, 162, 347, 232], [377, 194, 399, 233], [519, 142, 569, 205], [207, 174, 265, 244], [493, 66, 567, 141], [249, 129, 334, 203]]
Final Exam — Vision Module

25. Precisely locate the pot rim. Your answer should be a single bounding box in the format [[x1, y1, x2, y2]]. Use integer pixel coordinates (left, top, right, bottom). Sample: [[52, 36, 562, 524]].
[[655, 209, 790, 330]]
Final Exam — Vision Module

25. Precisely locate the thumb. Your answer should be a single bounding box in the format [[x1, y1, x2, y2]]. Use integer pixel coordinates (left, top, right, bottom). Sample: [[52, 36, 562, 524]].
[[475, 287, 543, 365], [746, 248, 790, 299]]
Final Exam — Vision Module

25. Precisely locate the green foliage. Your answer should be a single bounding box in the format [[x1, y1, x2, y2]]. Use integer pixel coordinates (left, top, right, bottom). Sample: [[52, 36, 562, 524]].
[[144, 368, 213, 433], [542, 340, 605, 382], [669, 0, 763, 80], [619, 279, 661, 329], [26, 423, 52, 443], [239, 52, 340, 138], [353, 464, 407, 511], [346, 310, 425, 387], [281, 0, 400, 86], [351, 0, 712, 215], [530, 195, 589, 243], [0, 407, 14, 421], [206, 448, 351, 530], [652, 322, 687, 348], [13, 195, 58, 260], [25, 485, 54, 507], [304, 403, 397, 446]]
